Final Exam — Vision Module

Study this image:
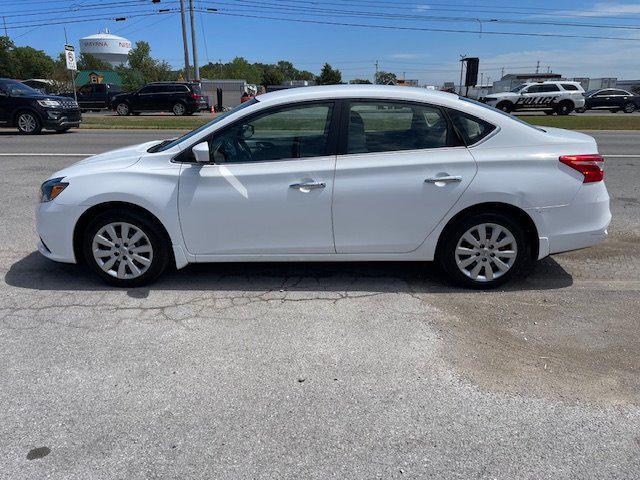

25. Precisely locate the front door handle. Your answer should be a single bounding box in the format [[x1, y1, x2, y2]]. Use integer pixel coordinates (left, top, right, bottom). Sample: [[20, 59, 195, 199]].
[[289, 181, 326, 192], [425, 175, 462, 184]]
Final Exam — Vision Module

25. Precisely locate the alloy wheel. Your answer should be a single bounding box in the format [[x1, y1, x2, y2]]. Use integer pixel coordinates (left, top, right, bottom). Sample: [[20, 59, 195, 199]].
[[624, 103, 636, 113], [92, 222, 153, 279], [116, 103, 129, 115], [454, 223, 518, 283], [173, 103, 185, 115], [18, 113, 37, 133]]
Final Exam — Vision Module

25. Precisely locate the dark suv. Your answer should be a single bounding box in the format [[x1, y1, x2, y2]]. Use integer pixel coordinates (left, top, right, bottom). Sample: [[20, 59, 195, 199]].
[[109, 82, 208, 116], [0, 78, 81, 134], [577, 88, 640, 113]]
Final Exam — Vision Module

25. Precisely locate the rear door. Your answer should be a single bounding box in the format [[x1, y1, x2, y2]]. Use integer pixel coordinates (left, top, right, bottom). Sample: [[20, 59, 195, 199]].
[[332, 100, 478, 254], [178, 101, 339, 255], [519, 84, 560, 109]]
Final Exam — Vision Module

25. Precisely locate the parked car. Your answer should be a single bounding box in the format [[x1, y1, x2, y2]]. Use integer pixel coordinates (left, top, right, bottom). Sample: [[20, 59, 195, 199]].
[[479, 81, 585, 115], [0, 78, 81, 134], [36, 85, 610, 288], [109, 82, 208, 116], [576, 88, 640, 113], [61, 83, 122, 111]]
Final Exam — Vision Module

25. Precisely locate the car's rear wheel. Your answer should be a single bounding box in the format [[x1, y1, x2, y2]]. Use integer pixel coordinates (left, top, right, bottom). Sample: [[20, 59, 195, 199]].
[[16, 111, 42, 134], [115, 102, 130, 116], [555, 101, 574, 115], [496, 101, 513, 113], [623, 102, 636, 113], [438, 213, 531, 289], [82, 210, 170, 287], [172, 102, 186, 116]]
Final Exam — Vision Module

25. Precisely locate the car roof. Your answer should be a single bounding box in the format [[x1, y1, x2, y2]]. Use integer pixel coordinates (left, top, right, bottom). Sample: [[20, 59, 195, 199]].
[[255, 84, 457, 107]]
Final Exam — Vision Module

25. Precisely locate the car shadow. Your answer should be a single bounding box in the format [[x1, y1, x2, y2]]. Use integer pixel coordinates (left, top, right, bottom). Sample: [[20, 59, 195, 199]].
[[0, 130, 78, 136], [4, 251, 573, 295]]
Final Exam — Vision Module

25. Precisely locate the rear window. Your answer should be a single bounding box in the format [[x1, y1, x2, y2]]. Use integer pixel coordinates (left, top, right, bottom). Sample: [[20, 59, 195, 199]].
[[447, 108, 496, 145], [561, 84, 579, 91]]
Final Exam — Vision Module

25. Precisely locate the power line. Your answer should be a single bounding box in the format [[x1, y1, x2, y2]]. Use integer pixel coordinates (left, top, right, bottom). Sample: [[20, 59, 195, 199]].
[[5, 10, 177, 30], [197, 9, 640, 41]]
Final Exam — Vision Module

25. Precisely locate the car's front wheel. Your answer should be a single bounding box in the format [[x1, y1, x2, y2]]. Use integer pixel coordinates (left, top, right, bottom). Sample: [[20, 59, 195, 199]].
[[438, 213, 531, 289], [82, 210, 170, 287], [555, 101, 574, 115], [496, 101, 513, 113], [16, 111, 42, 134]]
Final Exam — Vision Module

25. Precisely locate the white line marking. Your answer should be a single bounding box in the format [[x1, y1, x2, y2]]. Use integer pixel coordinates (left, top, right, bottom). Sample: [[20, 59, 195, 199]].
[[0, 153, 96, 157]]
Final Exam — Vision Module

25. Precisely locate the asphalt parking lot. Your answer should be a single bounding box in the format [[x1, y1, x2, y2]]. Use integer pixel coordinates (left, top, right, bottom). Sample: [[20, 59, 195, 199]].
[[1, 129, 639, 479]]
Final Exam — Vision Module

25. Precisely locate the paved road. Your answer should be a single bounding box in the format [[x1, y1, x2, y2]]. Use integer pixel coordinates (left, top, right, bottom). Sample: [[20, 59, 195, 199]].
[[1, 130, 639, 479]]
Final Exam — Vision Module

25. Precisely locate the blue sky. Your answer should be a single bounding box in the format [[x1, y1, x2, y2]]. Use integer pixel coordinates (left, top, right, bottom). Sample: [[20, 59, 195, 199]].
[[6, 0, 640, 84]]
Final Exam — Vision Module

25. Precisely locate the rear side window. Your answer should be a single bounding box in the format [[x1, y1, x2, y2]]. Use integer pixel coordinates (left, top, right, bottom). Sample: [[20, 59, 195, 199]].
[[347, 101, 454, 154], [528, 84, 560, 93], [447, 109, 496, 145], [561, 84, 579, 91]]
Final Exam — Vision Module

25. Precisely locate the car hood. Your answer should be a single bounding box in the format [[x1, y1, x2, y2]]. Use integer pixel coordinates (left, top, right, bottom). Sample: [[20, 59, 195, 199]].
[[51, 140, 163, 179]]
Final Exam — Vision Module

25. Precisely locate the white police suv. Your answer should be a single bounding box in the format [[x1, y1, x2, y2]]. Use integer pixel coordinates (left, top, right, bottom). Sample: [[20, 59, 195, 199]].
[[480, 81, 585, 115]]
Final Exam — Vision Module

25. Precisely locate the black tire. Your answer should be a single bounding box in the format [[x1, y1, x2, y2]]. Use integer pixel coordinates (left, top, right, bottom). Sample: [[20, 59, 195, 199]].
[[623, 102, 636, 113], [115, 102, 130, 116], [555, 101, 574, 115], [496, 101, 513, 113], [82, 209, 170, 287], [172, 102, 187, 116], [544, 110, 555, 115], [438, 212, 532, 289], [15, 111, 42, 134]]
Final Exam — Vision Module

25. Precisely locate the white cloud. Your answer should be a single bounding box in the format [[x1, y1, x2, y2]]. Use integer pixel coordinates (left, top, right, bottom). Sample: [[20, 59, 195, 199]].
[[547, 2, 640, 17], [414, 4, 430, 12]]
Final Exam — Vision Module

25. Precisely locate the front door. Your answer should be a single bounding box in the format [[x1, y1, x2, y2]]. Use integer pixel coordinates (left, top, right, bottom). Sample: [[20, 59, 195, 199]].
[[332, 100, 478, 253], [178, 101, 338, 255]]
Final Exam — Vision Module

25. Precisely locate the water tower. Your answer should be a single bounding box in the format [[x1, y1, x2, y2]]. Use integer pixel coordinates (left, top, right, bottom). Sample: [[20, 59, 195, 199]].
[[79, 29, 132, 66]]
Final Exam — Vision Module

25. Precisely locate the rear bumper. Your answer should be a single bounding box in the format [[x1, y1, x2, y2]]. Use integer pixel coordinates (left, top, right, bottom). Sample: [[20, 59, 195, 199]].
[[530, 182, 611, 258]]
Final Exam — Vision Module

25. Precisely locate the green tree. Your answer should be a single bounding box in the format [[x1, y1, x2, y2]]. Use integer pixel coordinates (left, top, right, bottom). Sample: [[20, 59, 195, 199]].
[[0, 36, 18, 78], [375, 71, 396, 85], [260, 66, 284, 86], [11, 45, 55, 79], [349, 78, 372, 84], [77, 53, 112, 71], [125, 41, 175, 86], [316, 63, 342, 85]]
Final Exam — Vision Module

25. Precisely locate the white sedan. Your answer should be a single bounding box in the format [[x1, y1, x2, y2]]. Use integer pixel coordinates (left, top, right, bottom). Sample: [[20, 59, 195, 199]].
[[36, 85, 610, 288]]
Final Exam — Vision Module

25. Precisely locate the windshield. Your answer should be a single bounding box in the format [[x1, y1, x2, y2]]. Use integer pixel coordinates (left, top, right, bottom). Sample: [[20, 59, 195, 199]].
[[510, 84, 527, 93], [153, 98, 258, 152], [458, 96, 544, 132], [0, 80, 41, 96]]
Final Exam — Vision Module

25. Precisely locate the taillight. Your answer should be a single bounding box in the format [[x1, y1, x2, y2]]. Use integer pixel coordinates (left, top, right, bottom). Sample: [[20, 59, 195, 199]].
[[191, 93, 200, 100], [559, 154, 605, 183]]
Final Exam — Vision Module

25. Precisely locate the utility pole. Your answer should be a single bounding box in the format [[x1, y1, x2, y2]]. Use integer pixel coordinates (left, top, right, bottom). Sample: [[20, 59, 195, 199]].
[[2, 17, 7, 38], [189, 0, 199, 82], [501, 67, 505, 79], [480, 72, 484, 86], [374, 60, 379, 84], [535, 60, 540, 74], [459, 55, 466, 95], [179, 0, 191, 81]]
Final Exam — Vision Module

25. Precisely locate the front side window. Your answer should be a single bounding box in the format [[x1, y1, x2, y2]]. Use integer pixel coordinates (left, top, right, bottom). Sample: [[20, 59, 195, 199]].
[[78, 84, 93, 94], [447, 109, 496, 145], [347, 101, 453, 154], [209, 102, 334, 163], [595, 90, 612, 97], [0, 80, 39, 96]]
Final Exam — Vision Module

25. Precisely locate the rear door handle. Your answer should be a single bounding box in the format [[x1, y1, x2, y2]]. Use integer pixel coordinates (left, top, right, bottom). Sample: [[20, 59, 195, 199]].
[[425, 175, 462, 184], [289, 181, 326, 191]]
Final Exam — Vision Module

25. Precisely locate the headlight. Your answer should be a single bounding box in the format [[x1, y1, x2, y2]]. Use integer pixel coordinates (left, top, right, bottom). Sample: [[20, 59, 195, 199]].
[[37, 99, 62, 108], [40, 177, 68, 202]]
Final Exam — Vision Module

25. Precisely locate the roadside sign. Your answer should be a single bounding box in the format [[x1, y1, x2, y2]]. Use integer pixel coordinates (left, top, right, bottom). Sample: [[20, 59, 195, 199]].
[[65, 44, 77, 71]]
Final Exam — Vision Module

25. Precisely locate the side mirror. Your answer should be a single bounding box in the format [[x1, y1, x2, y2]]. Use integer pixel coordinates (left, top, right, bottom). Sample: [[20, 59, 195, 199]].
[[192, 141, 210, 164]]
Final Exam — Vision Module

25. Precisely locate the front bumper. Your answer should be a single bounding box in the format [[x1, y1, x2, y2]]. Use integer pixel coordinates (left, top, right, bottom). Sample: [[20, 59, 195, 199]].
[[36, 200, 85, 264], [42, 108, 82, 129]]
